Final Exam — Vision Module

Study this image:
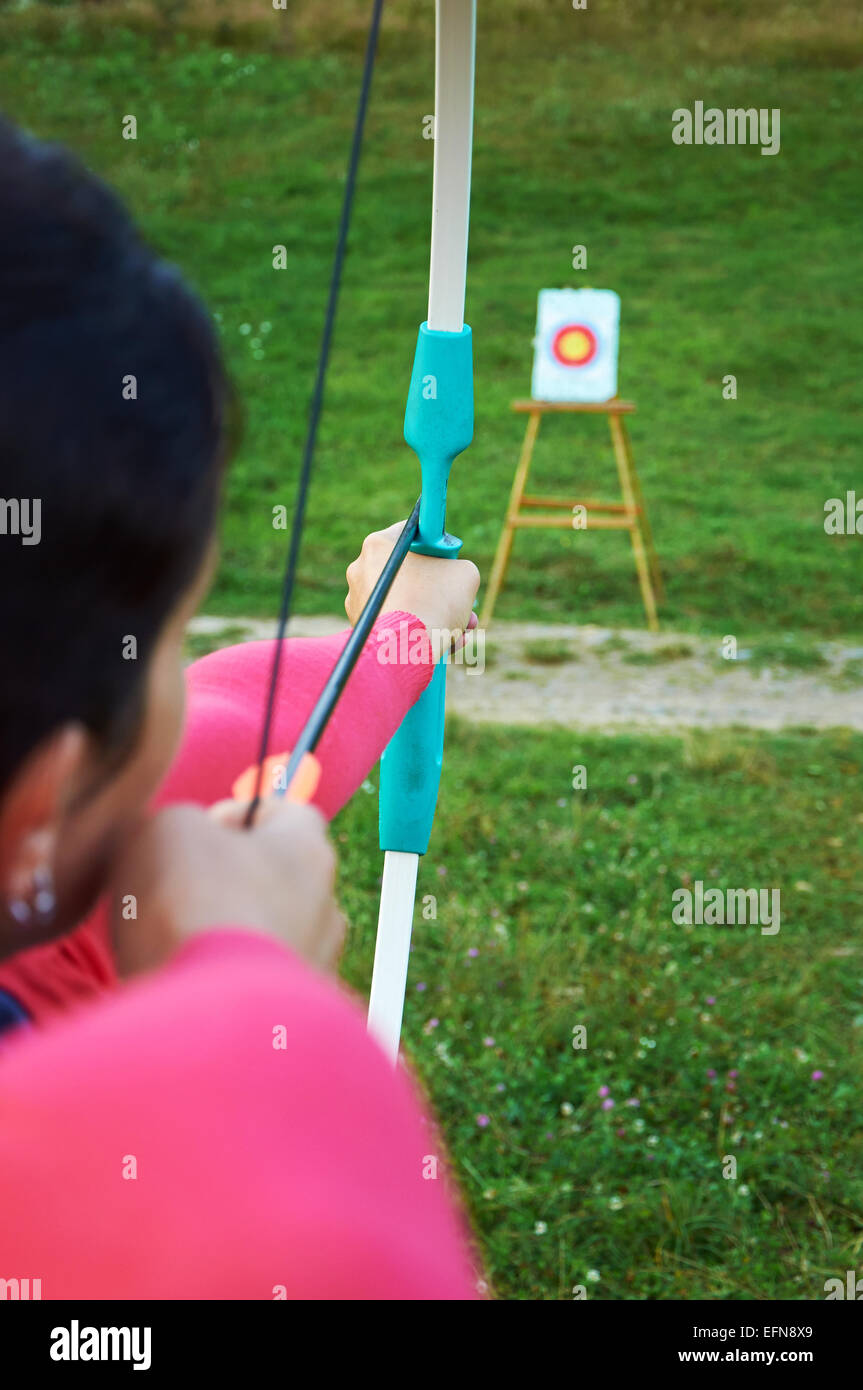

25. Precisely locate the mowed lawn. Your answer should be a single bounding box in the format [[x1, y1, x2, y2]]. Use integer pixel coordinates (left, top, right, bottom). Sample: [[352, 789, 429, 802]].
[[2, 3, 861, 1300], [1, 3, 860, 637], [333, 722, 863, 1300]]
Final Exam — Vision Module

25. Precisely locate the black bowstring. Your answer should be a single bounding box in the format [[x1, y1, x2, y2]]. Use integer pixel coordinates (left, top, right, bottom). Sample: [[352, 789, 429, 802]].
[[246, 0, 386, 826]]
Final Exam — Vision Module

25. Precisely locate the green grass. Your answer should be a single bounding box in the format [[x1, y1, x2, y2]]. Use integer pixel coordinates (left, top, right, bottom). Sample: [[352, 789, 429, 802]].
[[747, 637, 830, 672], [830, 657, 863, 690], [1, 6, 860, 637], [522, 639, 577, 666], [600, 633, 635, 656], [334, 722, 863, 1299], [623, 641, 696, 665]]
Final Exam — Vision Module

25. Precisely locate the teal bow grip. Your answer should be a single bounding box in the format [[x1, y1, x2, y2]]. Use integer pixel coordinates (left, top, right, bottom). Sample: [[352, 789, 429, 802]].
[[379, 322, 474, 855]]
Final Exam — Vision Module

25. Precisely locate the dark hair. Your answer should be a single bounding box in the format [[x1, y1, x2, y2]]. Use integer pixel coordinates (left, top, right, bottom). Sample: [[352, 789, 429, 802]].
[[0, 116, 232, 792]]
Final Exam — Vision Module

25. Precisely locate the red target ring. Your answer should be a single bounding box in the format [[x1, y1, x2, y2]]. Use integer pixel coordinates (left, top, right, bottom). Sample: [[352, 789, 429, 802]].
[[551, 323, 598, 368]]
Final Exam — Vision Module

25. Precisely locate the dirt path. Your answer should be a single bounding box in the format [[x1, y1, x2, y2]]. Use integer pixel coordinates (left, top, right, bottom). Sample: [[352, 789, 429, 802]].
[[186, 616, 863, 733]]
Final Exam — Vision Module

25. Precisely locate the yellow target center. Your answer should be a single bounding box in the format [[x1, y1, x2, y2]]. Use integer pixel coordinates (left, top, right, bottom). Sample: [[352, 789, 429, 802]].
[[557, 328, 592, 363]]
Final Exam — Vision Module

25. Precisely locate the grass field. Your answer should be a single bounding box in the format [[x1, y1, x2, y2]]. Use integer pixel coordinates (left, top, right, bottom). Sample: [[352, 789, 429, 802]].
[[335, 723, 863, 1299], [1, 1, 861, 637], [2, 1, 861, 1300]]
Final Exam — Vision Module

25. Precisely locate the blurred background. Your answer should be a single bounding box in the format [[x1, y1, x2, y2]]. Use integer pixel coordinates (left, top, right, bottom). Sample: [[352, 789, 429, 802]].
[[2, 0, 860, 1298]]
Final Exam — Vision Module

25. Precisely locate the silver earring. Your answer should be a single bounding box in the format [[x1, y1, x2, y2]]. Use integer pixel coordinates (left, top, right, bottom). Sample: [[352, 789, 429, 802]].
[[8, 897, 32, 926], [7, 865, 55, 929], [33, 866, 56, 921]]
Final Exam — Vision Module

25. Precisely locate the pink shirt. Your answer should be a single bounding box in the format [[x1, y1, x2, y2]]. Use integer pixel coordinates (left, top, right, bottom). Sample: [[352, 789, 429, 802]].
[[0, 614, 477, 1298]]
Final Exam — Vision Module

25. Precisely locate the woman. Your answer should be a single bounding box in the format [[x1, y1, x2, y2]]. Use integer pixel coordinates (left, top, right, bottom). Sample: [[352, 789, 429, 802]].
[[0, 116, 479, 1299]]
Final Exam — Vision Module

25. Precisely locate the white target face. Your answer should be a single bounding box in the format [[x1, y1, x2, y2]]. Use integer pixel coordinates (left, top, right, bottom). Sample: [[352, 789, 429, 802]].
[[531, 288, 620, 403]]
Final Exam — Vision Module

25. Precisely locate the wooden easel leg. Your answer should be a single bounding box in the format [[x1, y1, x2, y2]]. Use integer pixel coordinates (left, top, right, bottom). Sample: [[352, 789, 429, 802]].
[[619, 419, 664, 604], [480, 410, 541, 627], [609, 413, 659, 632]]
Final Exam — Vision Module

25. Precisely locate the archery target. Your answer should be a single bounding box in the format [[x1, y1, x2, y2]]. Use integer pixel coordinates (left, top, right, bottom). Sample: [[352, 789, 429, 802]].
[[531, 288, 620, 403]]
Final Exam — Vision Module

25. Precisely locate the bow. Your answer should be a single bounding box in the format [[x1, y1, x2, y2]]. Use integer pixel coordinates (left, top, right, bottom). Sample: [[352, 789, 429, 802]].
[[367, 0, 477, 1063], [248, 0, 477, 1068]]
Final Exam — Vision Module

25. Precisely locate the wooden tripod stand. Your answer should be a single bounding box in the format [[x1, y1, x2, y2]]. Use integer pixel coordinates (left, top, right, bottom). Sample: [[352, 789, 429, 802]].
[[479, 398, 663, 631]]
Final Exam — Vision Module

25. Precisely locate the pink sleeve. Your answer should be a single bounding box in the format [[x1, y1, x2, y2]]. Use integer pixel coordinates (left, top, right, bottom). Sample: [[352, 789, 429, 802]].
[[0, 929, 477, 1299], [0, 613, 432, 1023], [158, 611, 434, 820]]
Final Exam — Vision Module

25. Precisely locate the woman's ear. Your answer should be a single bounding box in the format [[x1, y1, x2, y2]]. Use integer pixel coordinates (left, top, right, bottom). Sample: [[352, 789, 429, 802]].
[[0, 724, 89, 908]]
